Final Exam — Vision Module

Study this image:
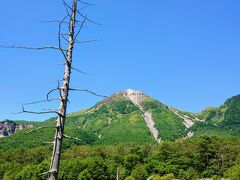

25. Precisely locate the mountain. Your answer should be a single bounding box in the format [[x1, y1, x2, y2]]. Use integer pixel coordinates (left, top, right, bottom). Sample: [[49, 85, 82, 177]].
[[68, 89, 202, 144], [191, 94, 240, 137], [196, 94, 240, 126], [0, 89, 240, 149]]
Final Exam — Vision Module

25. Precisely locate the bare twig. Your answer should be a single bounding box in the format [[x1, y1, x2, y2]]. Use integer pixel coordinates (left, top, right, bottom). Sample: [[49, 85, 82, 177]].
[[26, 126, 56, 134], [22, 98, 59, 106], [47, 88, 60, 101], [63, 1, 72, 18], [60, 33, 69, 36], [77, 0, 95, 6], [0, 44, 67, 51], [48, 144, 54, 149], [71, 66, 92, 75], [42, 108, 59, 111], [37, 20, 69, 24], [61, 34, 69, 42], [43, 141, 54, 144], [21, 106, 57, 115], [63, 0, 100, 25], [58, 16, 69, 61], [75, 39, 100, 43], [76, 8, 101, 25], [63, 134, 81, 141], [58, 63, 92, 75], [39, 171, 49, 177], [69, 88, 107, 97], [79, 4, 89, 11], [74, 16, 87, 42]]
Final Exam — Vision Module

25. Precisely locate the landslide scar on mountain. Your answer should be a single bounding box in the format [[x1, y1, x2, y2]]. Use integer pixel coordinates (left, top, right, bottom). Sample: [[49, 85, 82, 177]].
[[120, 89, 161, 143], [168, 107, 204, 139], [169, 108, 194, 128]]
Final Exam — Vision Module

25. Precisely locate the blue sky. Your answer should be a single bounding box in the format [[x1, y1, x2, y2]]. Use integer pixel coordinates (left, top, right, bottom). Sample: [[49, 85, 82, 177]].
[[0, 0, 240, 121]]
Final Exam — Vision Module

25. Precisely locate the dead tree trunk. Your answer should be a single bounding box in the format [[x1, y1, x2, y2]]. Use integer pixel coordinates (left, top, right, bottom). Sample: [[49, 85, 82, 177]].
[[1, 0, 103, 178], [48, 0, 77, 179]]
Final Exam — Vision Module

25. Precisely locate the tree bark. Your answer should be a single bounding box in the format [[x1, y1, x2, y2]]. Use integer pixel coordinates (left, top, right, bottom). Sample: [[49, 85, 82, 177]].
[[48, 0, 77, 179]]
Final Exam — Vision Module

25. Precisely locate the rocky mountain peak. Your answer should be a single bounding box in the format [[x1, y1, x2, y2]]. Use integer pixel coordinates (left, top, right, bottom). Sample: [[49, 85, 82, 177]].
[[119, 89, 146, 106]]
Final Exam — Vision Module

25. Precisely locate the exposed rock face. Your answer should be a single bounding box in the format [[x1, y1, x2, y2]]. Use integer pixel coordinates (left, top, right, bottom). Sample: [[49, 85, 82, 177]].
[[120, 89, 145, 107], [0, 120, 33, 138], [169, 108, 194, 128], [143, 111, 161, 143], [121, 89, 161, 142]]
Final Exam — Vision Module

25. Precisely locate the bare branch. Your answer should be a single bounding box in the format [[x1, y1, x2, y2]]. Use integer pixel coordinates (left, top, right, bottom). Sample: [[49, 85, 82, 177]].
[[63, 1, 72, 19], [26, 126, 56, 134], [77, 0, 95, 6], [58, 63, 92, 75], [71, 66, 92, 75], [79, 4, 89, 11], [75, 39, 101, 44], [57, 81, 64, 102], [76, 9, 101, 25], [48, 144, 54, 149], [63, 134, 81, 141], [60, 33, 69, 36], [63, 0, 100, 25], [61, 34, 69, 42], [47, 88, 60, 101], [39, 172, 49, 177], [37, 20, 69, 24], [42, 109, 59, 111], [21, 106, 57, 115], [22, 110, 57, 114], [69, 88, 107, 97], [0, 44, 67, 51], [74, 16, 87, 42], [12, 112, 24, 115], [43, 141, 54, 144], [58, 16, 69, 61], [22, 98, 59, 106]]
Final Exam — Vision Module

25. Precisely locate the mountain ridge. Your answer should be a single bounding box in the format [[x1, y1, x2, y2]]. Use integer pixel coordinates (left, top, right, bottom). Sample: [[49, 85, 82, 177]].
[[0, 89, 240, 149]]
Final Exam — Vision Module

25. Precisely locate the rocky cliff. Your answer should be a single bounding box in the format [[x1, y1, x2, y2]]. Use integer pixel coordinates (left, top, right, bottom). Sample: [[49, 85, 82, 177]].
[[0, 120, 33, 138]]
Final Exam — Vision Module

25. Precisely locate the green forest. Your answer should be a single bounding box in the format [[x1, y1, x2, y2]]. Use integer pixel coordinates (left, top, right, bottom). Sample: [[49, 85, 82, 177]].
[[1, 136, 240, 180]]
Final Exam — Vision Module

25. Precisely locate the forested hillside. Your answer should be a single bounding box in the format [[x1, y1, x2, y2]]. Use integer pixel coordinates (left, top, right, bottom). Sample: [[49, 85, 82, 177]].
[[1, 136, 240, 179]]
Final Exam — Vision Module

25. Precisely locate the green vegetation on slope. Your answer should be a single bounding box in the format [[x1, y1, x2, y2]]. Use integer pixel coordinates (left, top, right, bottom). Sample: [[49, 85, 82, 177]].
[[223, 94, 240, 127], [0, 117, 97, 150], [70, 95, 155, 145], [192, 94, 240, 137], [142, 98, 187, 140], [196, 94, 240, 127], [191, 122, 240, 139]]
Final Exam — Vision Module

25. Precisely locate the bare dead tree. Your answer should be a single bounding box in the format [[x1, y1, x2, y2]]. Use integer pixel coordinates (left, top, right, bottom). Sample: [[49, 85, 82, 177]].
[[1, 0, 104, 179], [47, 0, 78, 178], [48, 2, 106, 178]]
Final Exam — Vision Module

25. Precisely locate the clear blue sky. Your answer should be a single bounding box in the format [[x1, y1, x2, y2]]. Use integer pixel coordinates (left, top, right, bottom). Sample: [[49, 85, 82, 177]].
[[0, 0, 240, 121]]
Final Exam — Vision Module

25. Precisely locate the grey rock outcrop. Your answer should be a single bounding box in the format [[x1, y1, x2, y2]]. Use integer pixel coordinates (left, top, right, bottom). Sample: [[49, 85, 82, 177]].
[[0, 120, 33, 138]]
